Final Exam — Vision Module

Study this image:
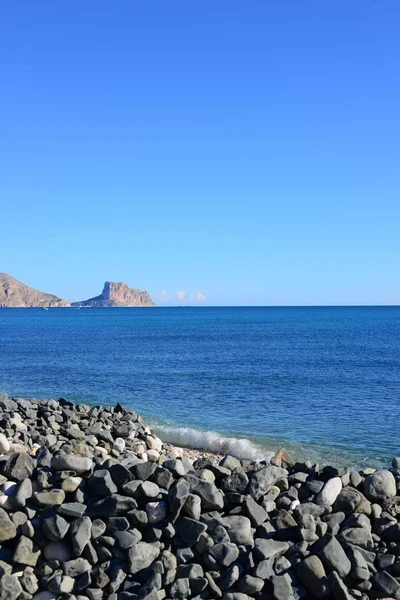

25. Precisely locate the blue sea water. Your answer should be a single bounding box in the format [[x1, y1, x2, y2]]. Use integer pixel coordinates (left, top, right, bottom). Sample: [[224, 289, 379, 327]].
[[0, 306, 399, 467]]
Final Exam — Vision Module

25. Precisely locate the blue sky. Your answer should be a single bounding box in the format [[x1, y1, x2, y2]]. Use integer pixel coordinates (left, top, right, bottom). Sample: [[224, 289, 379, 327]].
[[1, 1, 399, 305]]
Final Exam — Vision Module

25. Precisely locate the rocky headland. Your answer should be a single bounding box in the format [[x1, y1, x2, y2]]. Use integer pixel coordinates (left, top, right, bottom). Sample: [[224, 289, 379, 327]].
[[71, 282, 155, 308], [0, 393, 400, 600], [0, 275, 155, 308], [0, 274, 69, 308]]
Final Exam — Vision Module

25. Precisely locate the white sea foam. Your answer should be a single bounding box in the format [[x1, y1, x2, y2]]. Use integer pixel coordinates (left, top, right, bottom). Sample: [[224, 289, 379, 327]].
[[154, 424, 273, 462]]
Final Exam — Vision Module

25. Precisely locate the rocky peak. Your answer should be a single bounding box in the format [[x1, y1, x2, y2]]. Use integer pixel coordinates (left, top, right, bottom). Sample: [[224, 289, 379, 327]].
[[72, 281, 155, 307], [0, 273, 69, 308]]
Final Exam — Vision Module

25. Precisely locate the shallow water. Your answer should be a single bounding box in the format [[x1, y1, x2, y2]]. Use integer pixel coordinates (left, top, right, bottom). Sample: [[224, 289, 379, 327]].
[[0, 306, 399, 467]]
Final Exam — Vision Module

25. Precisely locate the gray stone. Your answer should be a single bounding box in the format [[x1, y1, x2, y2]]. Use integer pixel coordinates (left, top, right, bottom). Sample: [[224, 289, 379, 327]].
[[220, 455, 242, 470], [272, 574, 294, 600], [3, 453, 34, 481], [128, 542, 160, 574], [373, 570, 400, 598], [295, 502, 326, 518], [274, 556, 292, 574], [244, 495, 269, 526], [364, 469, 396, 500], [42, 514, 70, 541], [20, 568, 38, 595], [59, 502, 87, 518], [208, 543, 239, 567], [88, 470, 118, 495], [338, 526, 373, 550], [170, 577, 190, 599], [141, 481, 160, 498], [328, 572, 353, 600], [219, 564, 241, 590], [34, 488, 65, 506], [11, 478, 32, 508], [176, 517, 207, 546], [186, 475, 224, 510], [0, 507, 17, 541], [183, 494, 202, 520], [87, 494, 137, 516], [347, 546, 370, 581], [70, 516, 92, 556], [248, 466, 287, 500], [220, 472, 249, 493], [221, 515, 253, 545], [168, 479, 190, 522], [63, 557, 91, 577], [51, 453, 93, 473], [0, 575, 22, 600], [334, 487, 371, 515], [318, 534, 351, 578], [44, 542, 71, 562], [297, 555, 329, 599], [13, 535, 40, 566], [164, 459, 187, 476], [238, 574, 264, 594], [114, 530, 141, 549], [253, 538, 290, 560]]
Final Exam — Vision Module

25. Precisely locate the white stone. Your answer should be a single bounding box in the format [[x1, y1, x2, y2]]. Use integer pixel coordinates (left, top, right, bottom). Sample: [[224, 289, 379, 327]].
[[199, 469, 215, 483], [146, 501, 167, 523], [0, 433, 10, 454], [316, 477, 343, 506], [289, 499, 300, 510], [113, 438, 125, 453], [0, 495, 11, 508], [62, 476, 82, 493], [147, 449, 160, 462], [134, 444, 146, 455], [95, 446, 108, 456], [10, 414, 27, 430], [9, 443, 28, 454]]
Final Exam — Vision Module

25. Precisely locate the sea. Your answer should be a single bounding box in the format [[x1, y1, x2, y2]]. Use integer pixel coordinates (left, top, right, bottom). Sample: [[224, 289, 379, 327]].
[[0, 306, 399, 468]]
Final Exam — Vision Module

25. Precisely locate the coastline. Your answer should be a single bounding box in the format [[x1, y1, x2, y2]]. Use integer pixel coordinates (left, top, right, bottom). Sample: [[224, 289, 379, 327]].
[[1, 393, 400, 600]]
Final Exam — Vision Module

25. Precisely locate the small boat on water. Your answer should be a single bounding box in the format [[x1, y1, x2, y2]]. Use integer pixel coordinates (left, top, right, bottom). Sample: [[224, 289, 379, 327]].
[[41, 307, 49, 311]]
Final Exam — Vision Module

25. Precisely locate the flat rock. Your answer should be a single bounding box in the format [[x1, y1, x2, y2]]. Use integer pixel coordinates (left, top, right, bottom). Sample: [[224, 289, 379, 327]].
[[51, 453, 93, 473], [253, 538, 290, 560]]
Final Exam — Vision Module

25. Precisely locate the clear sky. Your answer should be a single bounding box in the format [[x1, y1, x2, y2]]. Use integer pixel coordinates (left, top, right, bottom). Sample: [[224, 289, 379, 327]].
[[1, 1, 399, 306]]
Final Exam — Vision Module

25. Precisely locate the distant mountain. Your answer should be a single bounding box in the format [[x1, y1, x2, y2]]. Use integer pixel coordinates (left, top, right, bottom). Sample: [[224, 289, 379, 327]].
[[0, 273, 69, 308], [71, 281, 155, 307]]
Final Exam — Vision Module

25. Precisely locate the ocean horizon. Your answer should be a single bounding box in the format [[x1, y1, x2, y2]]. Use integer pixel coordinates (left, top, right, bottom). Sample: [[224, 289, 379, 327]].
[[1, 305, 399, 468]]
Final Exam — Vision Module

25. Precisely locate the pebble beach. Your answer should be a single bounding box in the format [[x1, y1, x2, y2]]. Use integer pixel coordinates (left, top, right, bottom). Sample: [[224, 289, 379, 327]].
[[1, 393, 400, 600]]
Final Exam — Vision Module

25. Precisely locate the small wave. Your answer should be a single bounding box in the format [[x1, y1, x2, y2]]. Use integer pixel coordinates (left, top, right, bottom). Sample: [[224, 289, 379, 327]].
[[154, 424, 273, 462]]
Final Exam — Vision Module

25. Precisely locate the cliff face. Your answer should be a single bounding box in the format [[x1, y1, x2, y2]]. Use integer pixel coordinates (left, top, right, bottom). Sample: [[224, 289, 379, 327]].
[[72, 281, 155, 307], [0, 273, 70, 308]]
